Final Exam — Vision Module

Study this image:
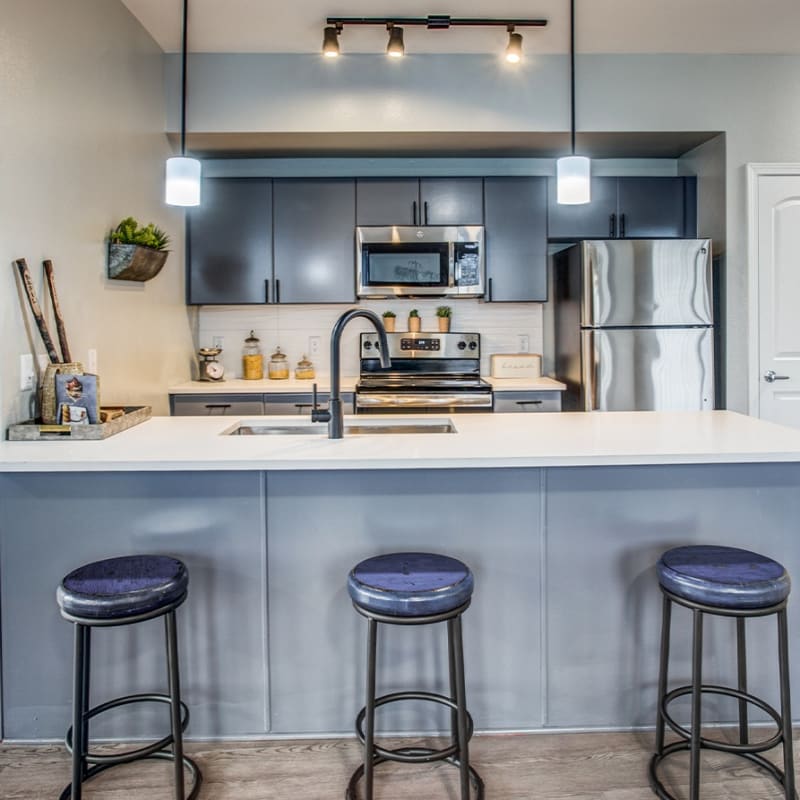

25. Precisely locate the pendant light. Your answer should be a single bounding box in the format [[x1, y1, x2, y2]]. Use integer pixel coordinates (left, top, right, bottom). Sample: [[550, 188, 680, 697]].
[[556, 0, 590, 205], [166, 0, 201, 206]]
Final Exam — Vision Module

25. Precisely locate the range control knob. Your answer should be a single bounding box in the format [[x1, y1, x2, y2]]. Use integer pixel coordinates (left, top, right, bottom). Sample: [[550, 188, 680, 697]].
[[363, 341, 372, 350], [468, 341, 478, 350], [457, 341, 467, 350], [374, 341, 380, 350]]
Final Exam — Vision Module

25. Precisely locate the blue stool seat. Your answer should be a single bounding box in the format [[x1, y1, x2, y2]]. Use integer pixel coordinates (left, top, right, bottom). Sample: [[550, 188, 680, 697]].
[[348, 552, 474, 617], [657, 545, 790, 609], [57, 555, 188, 621]]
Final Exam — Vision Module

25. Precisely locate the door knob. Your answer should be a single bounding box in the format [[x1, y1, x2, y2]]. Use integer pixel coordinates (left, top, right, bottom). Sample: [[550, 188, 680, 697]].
[[764, 370, 790, 383]]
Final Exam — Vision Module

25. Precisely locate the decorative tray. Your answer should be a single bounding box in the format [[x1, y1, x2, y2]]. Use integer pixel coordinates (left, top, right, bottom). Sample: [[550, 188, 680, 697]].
[[7, 406, 151, 441]]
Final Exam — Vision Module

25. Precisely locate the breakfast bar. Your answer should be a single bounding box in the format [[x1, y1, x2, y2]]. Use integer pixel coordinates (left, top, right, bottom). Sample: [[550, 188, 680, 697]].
[[2, 410, 800, 742]]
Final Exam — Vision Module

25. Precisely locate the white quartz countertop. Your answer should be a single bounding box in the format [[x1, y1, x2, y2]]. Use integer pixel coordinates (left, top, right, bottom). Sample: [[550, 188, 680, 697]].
[[3, 411, 800, 473], [169, 376, 565, 394]]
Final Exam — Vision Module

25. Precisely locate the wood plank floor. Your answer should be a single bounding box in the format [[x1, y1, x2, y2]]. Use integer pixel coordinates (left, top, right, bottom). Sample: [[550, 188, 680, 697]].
[[1, 730, 795, 799]]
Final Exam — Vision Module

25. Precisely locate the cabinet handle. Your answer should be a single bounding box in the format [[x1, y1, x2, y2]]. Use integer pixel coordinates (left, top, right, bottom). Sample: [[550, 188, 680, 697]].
[[204, 404, 231, 415], [609, 213, 616, 238], [619, 213, 626, 238], [488, 277, 493, 302], [424, 201, 429, 225], [516, 400, 543, 406], [275, 278, 281, 304], [264, 279, 270, 303], [412, 200, 418, 225]]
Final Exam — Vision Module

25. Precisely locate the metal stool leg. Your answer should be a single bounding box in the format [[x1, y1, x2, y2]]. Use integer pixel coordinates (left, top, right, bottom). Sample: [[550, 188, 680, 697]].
[[80, 626, 91, 781], [70, 624, 88, 800], [450, 615, 471, 800], [736, 617, 749, 746], [689, 608, 704, 800], [165, 610, 185, 800], [777, 609, 796, 800], [363, 617, 379, 800], [654, 595, 672, 757]]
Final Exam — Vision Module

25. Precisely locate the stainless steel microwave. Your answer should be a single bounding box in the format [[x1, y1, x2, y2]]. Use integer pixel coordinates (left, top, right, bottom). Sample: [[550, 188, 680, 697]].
[[356, 225, 485, 298]]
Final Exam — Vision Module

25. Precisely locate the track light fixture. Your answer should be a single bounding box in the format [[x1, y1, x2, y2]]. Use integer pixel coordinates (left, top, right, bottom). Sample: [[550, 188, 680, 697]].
[[556, 0, 590, 205], [166, 0, 201, 206], [323, 15, 547, 61]]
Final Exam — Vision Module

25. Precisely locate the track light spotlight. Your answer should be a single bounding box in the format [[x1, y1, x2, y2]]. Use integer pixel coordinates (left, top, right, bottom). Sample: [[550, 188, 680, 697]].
[[505, 28, 523, 63], [322, 25, 341, 58], [386, 25, 405, 58]]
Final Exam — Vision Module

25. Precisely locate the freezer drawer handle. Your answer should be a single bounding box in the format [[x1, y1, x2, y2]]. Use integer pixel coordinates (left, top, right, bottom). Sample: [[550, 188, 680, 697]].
[[764, 370, 790, 383]]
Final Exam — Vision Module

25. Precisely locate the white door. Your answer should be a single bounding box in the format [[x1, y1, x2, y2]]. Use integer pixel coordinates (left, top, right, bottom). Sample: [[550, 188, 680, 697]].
[[748, 167, 800, 427]]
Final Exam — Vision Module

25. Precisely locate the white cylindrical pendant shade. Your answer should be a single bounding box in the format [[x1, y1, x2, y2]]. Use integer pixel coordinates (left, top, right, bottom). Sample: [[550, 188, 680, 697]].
[[556, 155, 591, 205], [165, 156, 202, 206]]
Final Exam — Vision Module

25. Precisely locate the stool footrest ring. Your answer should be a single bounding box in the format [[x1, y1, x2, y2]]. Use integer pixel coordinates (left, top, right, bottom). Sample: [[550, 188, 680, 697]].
[[355, 690, 474, 764], [65, 692, 190, 765], [346, 753, 484, 800], [59, 752, 202, 800], [649, 740, 792, 800], [661, 683, 783, 754]]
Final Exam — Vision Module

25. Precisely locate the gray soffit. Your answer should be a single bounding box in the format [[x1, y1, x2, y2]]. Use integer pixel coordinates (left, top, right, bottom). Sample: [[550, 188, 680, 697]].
[[166, 131, 721, 159]]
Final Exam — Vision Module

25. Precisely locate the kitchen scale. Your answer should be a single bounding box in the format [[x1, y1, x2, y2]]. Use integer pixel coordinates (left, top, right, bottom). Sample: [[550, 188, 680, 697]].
[[198, 347, 224, 381]]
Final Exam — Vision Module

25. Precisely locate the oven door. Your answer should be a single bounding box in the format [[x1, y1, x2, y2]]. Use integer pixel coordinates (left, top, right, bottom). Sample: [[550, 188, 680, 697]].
[[356, 391, 494, 414]]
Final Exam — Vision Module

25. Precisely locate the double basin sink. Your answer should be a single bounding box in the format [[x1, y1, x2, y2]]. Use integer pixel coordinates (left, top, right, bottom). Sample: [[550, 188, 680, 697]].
[[223, 418, 456, 436]]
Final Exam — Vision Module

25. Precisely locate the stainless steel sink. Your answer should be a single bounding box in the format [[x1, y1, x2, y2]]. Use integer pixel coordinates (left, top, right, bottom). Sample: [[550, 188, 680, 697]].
[[224, 419, 456, 436]]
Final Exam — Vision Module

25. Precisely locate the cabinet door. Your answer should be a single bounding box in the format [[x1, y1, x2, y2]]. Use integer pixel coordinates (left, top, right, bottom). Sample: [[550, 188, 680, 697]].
[[484, 177, 548, 301], [263, 392, 354, 415], [273, 179, 356, 303], [547, 176, 618, 240], [170, 394, 265, 416], [617, 177, 691, 238], [420, 178, 484, 225], [187, 178, 271, 304], [356, 178, 420, 225], [493, 391, 562, 412]]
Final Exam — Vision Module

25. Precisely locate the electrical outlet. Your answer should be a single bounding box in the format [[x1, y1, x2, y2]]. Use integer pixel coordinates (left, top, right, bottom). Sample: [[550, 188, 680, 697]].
[[87, 348, 98, 374], [19, 354, 34, 391], [308, 336, 321, 357], [212, 336, 224, 349], [518, 334, 530, 353]]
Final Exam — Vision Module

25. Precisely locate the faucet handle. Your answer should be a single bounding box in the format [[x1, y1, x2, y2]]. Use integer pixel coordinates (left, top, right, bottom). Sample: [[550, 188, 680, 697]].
[[310, 382, 331, 423]]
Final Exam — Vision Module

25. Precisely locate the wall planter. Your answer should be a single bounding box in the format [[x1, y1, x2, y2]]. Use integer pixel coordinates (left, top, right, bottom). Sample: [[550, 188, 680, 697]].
[[108, 243, 169, 281]]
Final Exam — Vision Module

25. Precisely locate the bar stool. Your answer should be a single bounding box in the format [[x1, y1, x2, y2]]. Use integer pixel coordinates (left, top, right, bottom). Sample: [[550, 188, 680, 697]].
[[56, 554, 202, 800], [649, 544, 795, 800], [346, 551, 484, 799]]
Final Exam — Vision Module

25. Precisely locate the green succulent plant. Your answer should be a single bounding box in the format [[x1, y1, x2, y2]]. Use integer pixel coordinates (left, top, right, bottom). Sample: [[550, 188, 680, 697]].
[[409, 309, 420, 318], [436, 305, 452, 318], [382, 310, 396, 318], [109, 217, 171, 251]]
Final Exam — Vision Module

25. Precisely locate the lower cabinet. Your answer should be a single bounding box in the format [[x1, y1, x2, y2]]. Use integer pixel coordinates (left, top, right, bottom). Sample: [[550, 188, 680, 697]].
[[494, 391, 562, 413], [170, 393, 355, 416]]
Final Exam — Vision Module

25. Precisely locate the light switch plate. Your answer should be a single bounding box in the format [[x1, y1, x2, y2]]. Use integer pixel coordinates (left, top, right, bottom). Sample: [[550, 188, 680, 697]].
[[20, 354, 34, 391]]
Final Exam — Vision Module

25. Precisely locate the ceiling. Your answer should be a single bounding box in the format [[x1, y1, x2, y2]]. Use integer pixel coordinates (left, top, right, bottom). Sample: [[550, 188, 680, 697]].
[[122, 0, 800, 56]]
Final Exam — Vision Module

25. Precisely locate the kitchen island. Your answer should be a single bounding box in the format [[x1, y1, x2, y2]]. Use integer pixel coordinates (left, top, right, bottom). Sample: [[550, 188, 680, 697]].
[[2, 411, 800, 742]]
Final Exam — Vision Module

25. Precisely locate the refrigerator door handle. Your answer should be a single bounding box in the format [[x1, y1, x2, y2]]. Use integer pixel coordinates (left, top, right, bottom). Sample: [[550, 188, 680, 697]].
[[581, 331, 598, 411]]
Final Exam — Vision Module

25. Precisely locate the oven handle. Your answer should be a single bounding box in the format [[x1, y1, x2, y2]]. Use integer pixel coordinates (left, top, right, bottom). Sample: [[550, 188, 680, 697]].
[[356, 393, 493, 407]]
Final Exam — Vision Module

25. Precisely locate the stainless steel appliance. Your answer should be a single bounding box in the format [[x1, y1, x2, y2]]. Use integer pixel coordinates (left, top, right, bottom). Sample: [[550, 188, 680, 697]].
[[356, 226, 484, 298], [549, 239, 714, 411], [356, 331, 493, 413]]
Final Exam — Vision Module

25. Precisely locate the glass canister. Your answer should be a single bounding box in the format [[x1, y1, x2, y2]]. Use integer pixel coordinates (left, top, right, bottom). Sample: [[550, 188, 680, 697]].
[[295, 354, 315, 380], [242, 331, 263, 380], [268, 346, 290, 380]]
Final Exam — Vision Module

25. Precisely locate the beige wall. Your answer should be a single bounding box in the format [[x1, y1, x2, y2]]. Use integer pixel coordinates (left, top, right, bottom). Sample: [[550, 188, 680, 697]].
[[0, 0, 195, 430]]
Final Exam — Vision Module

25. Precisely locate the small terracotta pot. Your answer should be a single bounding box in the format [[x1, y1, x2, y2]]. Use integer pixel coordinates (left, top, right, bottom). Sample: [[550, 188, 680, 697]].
[[383, 317, 396, 332], [438, 317, 451, 332], [408, 317, 421, 332]]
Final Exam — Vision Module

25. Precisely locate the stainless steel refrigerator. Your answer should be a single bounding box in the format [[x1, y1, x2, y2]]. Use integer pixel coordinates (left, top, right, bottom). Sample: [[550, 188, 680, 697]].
[[549, 239, 714, 411]]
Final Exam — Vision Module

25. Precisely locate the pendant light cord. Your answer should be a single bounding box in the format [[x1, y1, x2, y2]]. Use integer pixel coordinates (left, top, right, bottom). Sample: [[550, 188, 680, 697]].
[[180, 0, 189, 156], [569, 0, 576, 156]]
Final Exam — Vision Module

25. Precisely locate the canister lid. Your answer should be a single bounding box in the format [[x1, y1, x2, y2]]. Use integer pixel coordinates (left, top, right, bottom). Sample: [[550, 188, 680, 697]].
[[245, 330, 260, 344], [297, 354, 313, 368], [270, 346, 287, 360]]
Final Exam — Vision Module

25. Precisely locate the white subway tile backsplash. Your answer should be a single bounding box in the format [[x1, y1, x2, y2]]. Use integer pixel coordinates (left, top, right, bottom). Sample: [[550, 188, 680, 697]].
[[198, 300, 544, 379]]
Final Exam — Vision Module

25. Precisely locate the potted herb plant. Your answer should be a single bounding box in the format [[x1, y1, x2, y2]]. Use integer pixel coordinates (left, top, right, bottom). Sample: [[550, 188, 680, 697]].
[[382, 310, 396, 333], [408, 309, 421, 332], [436, 305, 452, 332], [107, 217, 171, 281]]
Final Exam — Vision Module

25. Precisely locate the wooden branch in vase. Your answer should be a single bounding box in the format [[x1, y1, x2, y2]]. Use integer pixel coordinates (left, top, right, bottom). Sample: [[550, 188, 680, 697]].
[[43, 259, 72, 362], [14, 258, 60, 363]]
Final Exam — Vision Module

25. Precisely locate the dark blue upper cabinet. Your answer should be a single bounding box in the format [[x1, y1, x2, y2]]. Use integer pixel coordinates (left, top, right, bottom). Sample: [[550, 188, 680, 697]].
[[356, 178, 484, 226], [187, 178, 272, 305], [484, 177, 548, 302], [273, 179, 356, 304], [547, 176, 697, 239]]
